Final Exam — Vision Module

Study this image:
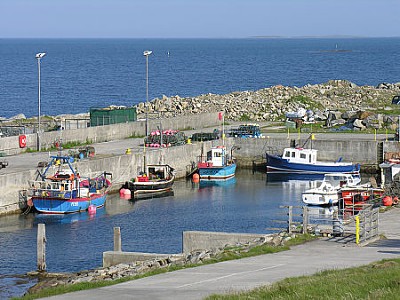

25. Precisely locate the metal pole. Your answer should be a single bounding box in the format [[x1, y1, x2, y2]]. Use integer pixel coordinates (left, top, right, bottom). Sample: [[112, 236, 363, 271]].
[[37, 58, 41, 151], [288, 206, 293, 234], [145, 54, 149, 137]]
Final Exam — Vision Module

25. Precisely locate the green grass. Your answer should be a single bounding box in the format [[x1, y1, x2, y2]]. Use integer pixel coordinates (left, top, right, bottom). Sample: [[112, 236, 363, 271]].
[[206, 259, 400, 300], [239, 114, 251, 122], [285, 95, 324, 110], [14, 235, 315, 299]]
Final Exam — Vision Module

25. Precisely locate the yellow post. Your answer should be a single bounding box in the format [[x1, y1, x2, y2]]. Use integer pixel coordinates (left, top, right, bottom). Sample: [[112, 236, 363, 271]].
[[374, 128, 377, 141], [355, 215, 360, 244]]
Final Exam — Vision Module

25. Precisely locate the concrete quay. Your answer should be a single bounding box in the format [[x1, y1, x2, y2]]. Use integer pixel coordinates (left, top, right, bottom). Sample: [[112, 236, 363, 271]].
[[1, 124, 400, 215], [45, 207, 400, 300]]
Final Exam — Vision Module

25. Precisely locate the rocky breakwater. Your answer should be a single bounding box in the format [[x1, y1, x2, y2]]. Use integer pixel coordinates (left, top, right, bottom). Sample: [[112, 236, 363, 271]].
[[136, 80, 400, 123], [26, 232, 294, 295]]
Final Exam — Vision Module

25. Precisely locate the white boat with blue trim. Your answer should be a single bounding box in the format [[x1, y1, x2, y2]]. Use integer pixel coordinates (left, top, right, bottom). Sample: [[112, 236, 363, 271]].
[[266, 147, 360, 174], [302, 173, 361, 206]]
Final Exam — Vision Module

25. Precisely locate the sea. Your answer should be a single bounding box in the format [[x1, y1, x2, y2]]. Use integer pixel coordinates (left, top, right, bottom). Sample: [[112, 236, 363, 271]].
[[0, 38, 399, 298], [0, 38, 400, 119]]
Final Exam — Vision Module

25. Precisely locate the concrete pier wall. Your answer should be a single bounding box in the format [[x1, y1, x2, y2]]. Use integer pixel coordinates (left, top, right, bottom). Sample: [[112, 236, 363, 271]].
[[233, 138, 400, 166], [0, 113, 219, 156], [182, 231, 266, 254], [102, 230, 266, 267]]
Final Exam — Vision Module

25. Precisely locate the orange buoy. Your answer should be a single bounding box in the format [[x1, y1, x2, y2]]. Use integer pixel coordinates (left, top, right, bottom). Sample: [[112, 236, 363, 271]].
[[192, 173, 200, 183], [382, 196, 393, 206], [393, 196, 399, 205]]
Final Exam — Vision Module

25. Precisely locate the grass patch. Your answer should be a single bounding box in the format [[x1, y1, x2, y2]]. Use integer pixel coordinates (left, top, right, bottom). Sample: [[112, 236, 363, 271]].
[[15, 235, 315, 299], [206, 258, 400, 300], [285, 95, 324, 110], [239, 114, 251, 122]]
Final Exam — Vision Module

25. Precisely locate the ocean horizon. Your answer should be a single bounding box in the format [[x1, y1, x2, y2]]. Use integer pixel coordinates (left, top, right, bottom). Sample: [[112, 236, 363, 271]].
[[0, 37, 399, 119]]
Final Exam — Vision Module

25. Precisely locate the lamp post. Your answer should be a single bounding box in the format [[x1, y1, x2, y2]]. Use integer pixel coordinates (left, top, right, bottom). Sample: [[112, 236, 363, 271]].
[[143, 50, 152, 137], [36, 52, 46, 151]]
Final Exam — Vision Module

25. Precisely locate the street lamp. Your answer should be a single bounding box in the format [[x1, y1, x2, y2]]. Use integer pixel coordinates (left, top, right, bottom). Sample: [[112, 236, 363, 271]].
[[143, 50, 152, 137], [36, 52, 46, 151]]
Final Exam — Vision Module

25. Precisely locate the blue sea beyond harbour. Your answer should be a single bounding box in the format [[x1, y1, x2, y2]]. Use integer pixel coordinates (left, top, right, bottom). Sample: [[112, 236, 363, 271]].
[[0, 38, 400, 119]]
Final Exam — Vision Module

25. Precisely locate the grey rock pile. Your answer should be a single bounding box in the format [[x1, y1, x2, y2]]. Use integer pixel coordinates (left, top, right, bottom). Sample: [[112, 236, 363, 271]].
[[137, 80, 400, 123]]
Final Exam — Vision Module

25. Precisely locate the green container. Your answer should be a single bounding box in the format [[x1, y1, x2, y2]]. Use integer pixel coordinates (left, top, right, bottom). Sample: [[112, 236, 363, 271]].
[[90, 107, 137, 127]]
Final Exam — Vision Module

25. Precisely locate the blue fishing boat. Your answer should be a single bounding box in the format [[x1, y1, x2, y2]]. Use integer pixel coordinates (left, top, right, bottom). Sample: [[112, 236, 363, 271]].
[[197, 146, 237, 180], [29, 155, 112, 214], [266, 147, 360, 174]]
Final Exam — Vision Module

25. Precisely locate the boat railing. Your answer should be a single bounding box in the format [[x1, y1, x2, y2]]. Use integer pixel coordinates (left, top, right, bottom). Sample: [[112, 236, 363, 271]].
[[29, 180, 76, 199]]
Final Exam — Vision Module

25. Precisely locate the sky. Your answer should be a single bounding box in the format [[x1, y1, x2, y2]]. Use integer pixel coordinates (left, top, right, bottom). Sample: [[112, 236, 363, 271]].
[[0, 0, 399, 38]]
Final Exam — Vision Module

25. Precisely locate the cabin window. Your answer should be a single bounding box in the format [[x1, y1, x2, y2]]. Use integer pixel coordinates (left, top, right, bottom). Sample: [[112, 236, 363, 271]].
[[309, 154, 311, 163], [284, 151, 290, 157], [214, 152, 221, 157], [291, 152, 295, 158], [300, 153, 306, 159]]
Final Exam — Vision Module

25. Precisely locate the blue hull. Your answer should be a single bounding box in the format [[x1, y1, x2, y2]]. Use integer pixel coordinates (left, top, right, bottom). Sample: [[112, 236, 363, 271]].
[[266, 154, 360, 174], [199, 163, 236, 180], [32, 194, 107, 214]]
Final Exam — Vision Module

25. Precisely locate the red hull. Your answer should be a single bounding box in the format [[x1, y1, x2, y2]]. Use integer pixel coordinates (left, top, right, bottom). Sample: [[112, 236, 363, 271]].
[[340, 187, 384, 207]]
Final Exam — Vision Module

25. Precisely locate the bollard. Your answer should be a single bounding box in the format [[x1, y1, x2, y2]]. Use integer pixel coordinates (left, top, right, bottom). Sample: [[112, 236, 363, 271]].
[[37, 223, 47, 272], [355, 216, 360, 244], [114, 227, 122, 251]]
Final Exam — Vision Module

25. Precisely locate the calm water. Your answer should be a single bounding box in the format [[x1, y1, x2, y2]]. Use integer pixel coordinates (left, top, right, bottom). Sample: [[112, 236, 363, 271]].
[[0, 170, 338, 299], [0, 38, 400, 119]]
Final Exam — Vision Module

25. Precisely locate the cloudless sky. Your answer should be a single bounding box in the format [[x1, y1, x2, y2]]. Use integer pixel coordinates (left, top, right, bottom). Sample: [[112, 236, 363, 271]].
[[0, 0, 399, 38]]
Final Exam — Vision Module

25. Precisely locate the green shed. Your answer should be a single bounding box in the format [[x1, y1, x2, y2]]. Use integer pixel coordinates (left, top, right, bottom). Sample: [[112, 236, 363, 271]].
[[90, 106, 137, 127]]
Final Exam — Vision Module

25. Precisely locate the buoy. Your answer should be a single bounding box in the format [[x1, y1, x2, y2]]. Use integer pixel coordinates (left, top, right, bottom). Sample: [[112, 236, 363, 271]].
[[88, 205, 97, 214], [393, 196, 399, 205], [125, 148, 131, 154], [382, 196, 393, 206], [119, 188, 126, 197], [192, 173, 200, 183]]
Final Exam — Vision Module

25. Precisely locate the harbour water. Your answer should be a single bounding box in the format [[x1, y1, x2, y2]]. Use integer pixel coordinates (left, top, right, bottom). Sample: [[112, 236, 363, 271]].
[[0, 169, 338, 299], [0, 38, 399, 119]]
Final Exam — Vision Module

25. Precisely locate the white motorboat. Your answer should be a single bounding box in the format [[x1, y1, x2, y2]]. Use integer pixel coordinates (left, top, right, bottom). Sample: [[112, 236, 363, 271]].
[[302, 173, 361, 206]]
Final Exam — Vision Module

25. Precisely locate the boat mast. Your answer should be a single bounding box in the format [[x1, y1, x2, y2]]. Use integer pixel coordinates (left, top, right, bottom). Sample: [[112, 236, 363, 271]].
[[222, 111, 225, 147]]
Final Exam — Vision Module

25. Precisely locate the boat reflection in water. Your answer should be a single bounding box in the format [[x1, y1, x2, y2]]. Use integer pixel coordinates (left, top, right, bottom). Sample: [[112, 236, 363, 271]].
[[266, 173, 324, 183], [33, 206, 107, 225], [199, 177, 237, 189], [128, 190, 174, 201]]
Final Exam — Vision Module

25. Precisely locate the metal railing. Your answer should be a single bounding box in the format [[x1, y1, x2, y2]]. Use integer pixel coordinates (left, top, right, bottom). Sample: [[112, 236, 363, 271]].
[[274, 202, 380, 245]]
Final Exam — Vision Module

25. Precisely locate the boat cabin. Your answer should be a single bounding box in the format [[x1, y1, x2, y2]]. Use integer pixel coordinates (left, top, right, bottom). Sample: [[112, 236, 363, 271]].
[[205, 147, 226, 167], [137, 164, 175, 182], [323, 173, 359, 187], [283, 147, 317, 164]]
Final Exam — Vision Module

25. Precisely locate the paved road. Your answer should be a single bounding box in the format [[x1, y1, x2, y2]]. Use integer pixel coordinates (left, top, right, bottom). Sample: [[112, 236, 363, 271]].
[[46, 207, 400, 300]]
